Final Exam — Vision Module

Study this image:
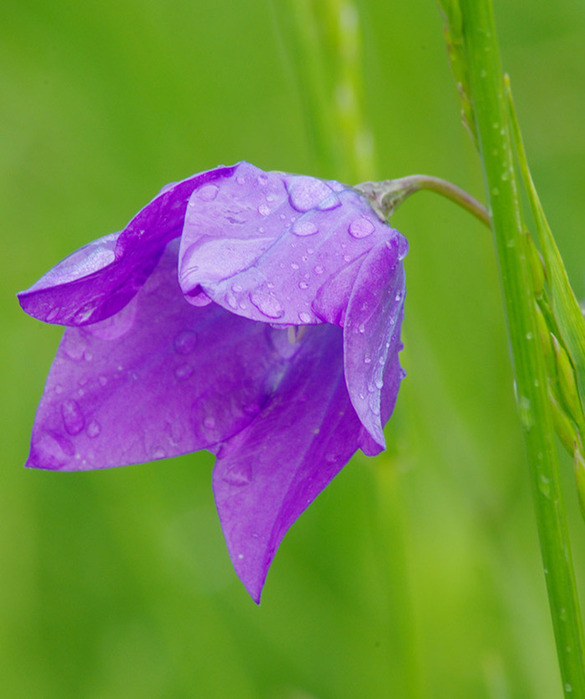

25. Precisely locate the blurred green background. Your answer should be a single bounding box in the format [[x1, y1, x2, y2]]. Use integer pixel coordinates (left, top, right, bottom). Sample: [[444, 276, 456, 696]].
[[2, 0, 585, 697]]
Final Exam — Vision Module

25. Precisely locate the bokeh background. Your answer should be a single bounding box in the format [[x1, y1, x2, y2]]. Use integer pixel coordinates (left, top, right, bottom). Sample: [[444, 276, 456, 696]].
[[2, 0, 585, 697]]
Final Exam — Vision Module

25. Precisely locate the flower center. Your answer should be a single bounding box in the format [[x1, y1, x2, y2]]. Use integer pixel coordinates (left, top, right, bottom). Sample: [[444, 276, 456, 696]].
[[287, 325, 308, 345]]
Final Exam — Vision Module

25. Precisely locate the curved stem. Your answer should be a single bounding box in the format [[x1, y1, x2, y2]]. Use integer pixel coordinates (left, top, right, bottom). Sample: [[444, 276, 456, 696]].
[[355, 175, 490, 227]]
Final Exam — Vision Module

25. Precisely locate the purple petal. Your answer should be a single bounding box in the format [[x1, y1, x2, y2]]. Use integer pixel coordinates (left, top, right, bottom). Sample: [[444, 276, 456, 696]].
[[212, 323, 366, 603], [18, 165, 238, 326], [178, 161, 394, 326], [343, 238, 407, 449], [26, 241, 281, 471]]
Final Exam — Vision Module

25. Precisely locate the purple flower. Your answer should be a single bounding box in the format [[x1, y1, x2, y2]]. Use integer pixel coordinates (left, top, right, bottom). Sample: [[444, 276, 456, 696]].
[[18, 161, 407, 602]]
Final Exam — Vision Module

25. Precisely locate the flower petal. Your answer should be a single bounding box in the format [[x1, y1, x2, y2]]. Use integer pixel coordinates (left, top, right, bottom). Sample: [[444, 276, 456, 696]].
[[212, 323, 365, 603], [18, 165, 238, 326], [25, 241, 281, 471], [343, 239, 407, 449], [179, 161, 394, 326]]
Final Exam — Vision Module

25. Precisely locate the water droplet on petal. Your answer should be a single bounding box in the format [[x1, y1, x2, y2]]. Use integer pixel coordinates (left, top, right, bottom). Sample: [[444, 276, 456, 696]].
[[151, 446, 167, 459], [298, 281, 309, 290], [203, 416, 216, 429], [291, 219, 318, 237], [175, 364, 193, 381], [196, 184, 219, 201], [35, 433, 73, 469], [298, 311, 312, 323], [286, 176, 340, 212], [174, 330, 198, 355], [249, 290, 285, 319], [61, 399, 85, 436], [349, 217, 375, 239], [86, 420, 101, 438], [375, 377, 384, 389], [258, 203, 270, 216], [62, 333, 87, 361], [222, 461, 253, 486], [314, 265, 324, 275], [397, 236, 408, 260]]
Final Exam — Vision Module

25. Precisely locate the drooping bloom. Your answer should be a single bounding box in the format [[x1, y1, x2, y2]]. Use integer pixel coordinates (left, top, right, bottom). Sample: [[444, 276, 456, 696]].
[[18, 161, 407, 602]]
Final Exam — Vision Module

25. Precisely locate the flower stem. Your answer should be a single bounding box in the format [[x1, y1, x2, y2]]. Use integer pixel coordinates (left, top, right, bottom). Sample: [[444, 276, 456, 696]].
[[355, 175, 490, 227], [458, 0, 585, 694]]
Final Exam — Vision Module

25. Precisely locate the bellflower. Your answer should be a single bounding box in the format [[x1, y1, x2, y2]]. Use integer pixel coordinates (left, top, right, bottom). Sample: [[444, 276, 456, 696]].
[[18, 161, 407, 602]]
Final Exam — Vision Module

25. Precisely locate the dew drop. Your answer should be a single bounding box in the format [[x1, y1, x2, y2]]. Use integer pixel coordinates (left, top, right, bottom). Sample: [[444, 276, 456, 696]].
[[539, 473, 551, 499], [73, 303, 97, 325], [98, 375, 108, 387], [151, 446, 167, 459], [174, 329, 198, 355], [61, 399, 85, 436], [258, 203, 270, 216], [62, 333, 87, 361], [349, 217, 375, 239], [314, 265, 324, 275], [286, 176, 340, 212], [397, 236, 408, 261], [249, 290, 285, 319], [298, 311, 312, 323], [298, 281, 309, 290], [375, 377, 384, 389], [86, 420, 101, 438], [203, 416, 216, 429], [369, 395, 381, 416], [175, 363, 193, 381], [292, 219, 319, 237], [196, 184, 219, 201], [222, 462, 253, 487]]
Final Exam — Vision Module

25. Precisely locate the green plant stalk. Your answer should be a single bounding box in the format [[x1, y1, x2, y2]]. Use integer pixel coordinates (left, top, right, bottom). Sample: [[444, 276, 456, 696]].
[[458, 0, 585, 694]]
